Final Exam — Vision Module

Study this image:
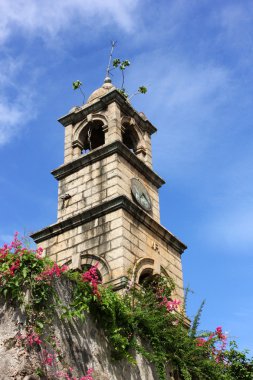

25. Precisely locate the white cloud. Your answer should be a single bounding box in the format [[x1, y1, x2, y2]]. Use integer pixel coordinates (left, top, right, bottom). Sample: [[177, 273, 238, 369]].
[[0, 55, 36, 146], [219, 3, 253, 34], [0, 0, 140, 146], [0, 98, 33, 145], [214, 2, 253, 66], [131, 53, 231, 120], [129, 47, 253, 253], [0, 0, 139, 44], [161, 63, 229, 110], [129, 53, 232, 175]]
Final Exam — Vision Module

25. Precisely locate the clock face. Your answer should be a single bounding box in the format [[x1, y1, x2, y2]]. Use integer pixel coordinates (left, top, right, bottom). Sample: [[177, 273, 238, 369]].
[[131, 178, 152, 212]]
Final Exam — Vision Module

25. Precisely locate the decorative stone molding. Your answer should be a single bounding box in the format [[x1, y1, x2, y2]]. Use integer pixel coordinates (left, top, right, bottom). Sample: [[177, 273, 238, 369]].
[[102, 123, 108, 133], [135, 146, 146, 157], [106, 275, 129, 291], [72, 139, 83, 149], [51, 140, 165, 189], [59, 253, 111, 283], [121, 115, 135, 127]]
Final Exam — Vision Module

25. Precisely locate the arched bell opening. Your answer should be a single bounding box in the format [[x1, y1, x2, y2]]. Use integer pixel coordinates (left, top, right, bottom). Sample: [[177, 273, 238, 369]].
[[121, 123, 139, 154], [79, 120, 105, 154]]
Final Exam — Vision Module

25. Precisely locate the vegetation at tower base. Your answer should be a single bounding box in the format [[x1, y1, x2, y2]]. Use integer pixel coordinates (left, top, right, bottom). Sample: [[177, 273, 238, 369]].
[[1, 235, 253, 380]]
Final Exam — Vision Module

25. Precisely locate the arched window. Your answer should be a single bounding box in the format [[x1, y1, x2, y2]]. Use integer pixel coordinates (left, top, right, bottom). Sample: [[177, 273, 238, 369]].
[[79, 120, 105, 154], [134, 257, 155, 287], [80, 254, 111, 283], [139, 272, 162, 292]]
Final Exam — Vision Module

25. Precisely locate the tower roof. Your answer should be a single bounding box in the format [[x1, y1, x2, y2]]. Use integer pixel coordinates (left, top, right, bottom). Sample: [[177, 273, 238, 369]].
[[59, 88, 157, 136], [87, 77, 115, 104]]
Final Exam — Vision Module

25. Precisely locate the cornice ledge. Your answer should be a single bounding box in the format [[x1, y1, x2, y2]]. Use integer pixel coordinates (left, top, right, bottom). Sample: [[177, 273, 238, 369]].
[[106, 275, 129, 291], [30, 195, 187, 254], [30, 196, 126, 243], [58, 89, 157, 135], [121, 197, 187, 255], [51, 141, 165, 189]]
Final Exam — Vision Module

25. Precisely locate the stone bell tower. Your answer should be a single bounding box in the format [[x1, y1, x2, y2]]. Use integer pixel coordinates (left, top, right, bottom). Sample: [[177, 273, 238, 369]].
[[31, 77, 186, 299]]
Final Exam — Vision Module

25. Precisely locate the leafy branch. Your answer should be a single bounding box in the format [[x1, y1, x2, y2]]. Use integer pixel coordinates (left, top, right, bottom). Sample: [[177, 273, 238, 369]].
[[72, 80, 85, 104], [190, 299, 205, 338], [103, 41, 147, 99], [110, 56, 147, 99]]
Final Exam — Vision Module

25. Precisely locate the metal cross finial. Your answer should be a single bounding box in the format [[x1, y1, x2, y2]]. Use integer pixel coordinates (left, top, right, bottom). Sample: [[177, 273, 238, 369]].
[[106, 40, 117, 79]]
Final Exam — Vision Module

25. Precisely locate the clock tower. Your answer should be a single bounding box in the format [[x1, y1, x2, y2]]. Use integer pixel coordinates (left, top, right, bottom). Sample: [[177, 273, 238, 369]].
[[31, 77, 186, 299]]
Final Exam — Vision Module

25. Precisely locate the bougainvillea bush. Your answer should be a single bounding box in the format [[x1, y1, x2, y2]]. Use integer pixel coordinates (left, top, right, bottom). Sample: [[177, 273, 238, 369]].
[[0, 234, 253, 380]]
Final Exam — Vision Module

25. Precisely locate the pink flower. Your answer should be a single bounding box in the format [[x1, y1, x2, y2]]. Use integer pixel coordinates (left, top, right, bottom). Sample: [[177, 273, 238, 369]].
[[35, 262, 68, 281], [9, 259, 20, 275], [9, 232, 22, 253], [215, 326, 226, 340], [36, 246, 43, 258], [195, 326, 227, 362], [17, 329, 42, 347], [82, 264, 101, 297], [196, 337, 206, 347], [56, 368, 94, 380], [80, 368, 94, 380], [42, 349, 55, 366], [160, 296, 181, 312], [0, 244, 8, 259]]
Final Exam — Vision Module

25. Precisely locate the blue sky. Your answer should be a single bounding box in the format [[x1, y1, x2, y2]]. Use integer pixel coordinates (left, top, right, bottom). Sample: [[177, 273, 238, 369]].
[[0, 0, 253, 353]]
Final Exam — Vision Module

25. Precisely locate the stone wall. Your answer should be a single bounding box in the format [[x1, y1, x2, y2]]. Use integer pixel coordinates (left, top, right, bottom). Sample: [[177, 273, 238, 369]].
[[0, 280, 176, 380], [121, 210, 184, 301]]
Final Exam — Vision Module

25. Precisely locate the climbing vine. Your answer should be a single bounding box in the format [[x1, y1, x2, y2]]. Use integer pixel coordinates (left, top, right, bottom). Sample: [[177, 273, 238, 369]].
[[0, 234, 253, 380]]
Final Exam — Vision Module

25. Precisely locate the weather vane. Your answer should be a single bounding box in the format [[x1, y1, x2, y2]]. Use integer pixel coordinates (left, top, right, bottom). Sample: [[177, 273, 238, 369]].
[[106, 40, 117, 79]]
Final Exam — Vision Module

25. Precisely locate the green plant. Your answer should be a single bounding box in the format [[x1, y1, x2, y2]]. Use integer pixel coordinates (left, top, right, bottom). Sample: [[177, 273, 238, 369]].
[[105, 41, 147, 99], [111, 57, 147, 99], [72, 80, 85, 103], [1, 234, 253, 380], [223, 341, 253, 380], [190, 299, 205, 338]]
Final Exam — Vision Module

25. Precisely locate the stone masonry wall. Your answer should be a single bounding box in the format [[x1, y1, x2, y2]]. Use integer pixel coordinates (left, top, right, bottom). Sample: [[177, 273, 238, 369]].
[[39, 210, 126, 283], [38, 207, 184, 300], [57, 152, 160, 223], [0, 281, 176, 380], [121, 210, 184, 301]]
